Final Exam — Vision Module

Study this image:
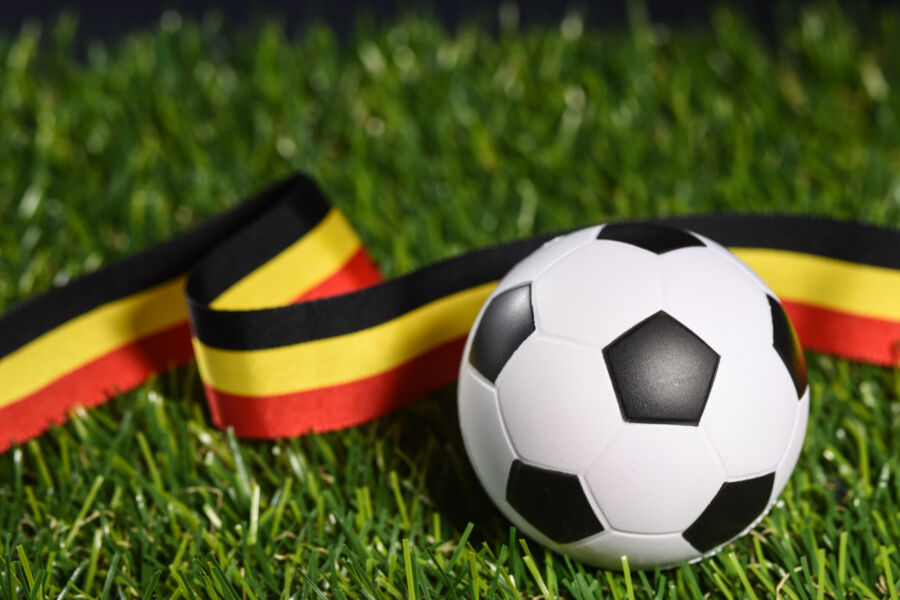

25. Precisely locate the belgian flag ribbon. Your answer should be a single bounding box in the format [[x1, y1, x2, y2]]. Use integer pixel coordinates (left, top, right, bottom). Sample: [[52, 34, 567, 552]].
[[0, 173, 898, 453]]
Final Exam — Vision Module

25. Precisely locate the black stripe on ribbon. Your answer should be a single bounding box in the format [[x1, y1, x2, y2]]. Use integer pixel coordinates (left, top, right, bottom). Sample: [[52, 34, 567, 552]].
[[188, 237, 550, 351], [656, 214, 900, 270]]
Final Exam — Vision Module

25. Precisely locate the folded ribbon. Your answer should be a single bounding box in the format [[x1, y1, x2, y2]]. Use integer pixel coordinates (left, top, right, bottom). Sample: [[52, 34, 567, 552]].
[[0, 173, 897, 452]]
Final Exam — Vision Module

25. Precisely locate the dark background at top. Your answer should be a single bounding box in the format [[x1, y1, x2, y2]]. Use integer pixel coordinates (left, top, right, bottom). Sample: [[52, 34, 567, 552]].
[[3, 0, 893, 43]]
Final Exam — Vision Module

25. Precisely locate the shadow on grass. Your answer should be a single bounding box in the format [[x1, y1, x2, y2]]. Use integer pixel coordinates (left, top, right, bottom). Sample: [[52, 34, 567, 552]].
[[377, 386, 514, 550]]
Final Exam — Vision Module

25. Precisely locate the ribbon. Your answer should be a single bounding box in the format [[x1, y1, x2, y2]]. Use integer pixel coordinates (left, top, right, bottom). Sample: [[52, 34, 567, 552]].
[[0, 173, 897, 453]]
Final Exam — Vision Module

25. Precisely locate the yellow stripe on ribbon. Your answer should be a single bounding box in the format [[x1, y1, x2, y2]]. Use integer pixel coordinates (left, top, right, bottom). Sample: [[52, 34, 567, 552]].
[[193, 282, 496, 396], [0, 277, 188, 408], [210, 209, 362, 310], [733, 248, 900, 321]]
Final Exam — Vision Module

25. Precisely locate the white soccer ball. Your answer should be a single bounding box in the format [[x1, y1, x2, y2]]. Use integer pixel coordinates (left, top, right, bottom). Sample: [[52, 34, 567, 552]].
[[457, 223, 809, 570]]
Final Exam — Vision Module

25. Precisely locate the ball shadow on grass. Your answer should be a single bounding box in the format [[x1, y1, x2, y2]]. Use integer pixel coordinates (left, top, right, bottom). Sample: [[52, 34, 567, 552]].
[[380, 385, 514, 550]]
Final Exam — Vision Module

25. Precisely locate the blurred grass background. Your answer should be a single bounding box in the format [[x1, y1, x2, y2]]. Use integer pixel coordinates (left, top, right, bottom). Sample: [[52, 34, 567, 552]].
[[0, 3, 899, 598]]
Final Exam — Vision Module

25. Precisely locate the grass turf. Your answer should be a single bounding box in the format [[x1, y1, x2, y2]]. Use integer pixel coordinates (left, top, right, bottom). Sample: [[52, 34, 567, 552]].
[[1, 4, 899, 598]]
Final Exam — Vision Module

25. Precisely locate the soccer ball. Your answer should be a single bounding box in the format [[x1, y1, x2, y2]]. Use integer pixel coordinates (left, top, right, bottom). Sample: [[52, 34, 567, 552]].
[[457, 223, 809, 570]]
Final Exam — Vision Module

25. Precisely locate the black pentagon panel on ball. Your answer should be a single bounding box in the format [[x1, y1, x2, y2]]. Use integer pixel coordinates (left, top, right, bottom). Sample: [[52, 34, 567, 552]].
[[682, 472, 775, 553], [767, 295, 808, 398], [597, 223, 705, 254], [469, 284, 535, 383], [603, 311, 719, 425], [506, 459, 603, 544]]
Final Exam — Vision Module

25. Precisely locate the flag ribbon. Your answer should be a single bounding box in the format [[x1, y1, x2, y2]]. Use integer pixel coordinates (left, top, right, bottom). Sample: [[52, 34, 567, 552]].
[[0, 173, 897, 453]]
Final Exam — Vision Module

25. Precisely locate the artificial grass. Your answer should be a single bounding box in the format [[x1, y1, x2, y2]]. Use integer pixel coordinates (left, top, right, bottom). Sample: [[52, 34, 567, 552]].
[[0, 3, 899, 598]]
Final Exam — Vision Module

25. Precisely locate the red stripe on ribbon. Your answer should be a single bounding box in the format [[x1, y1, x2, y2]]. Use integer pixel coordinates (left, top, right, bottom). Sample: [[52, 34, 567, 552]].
[[204, 336, 467, 438], [0, 322, 194, 452], [784, 300, 900, 367], [295, 248, 383, 302]]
